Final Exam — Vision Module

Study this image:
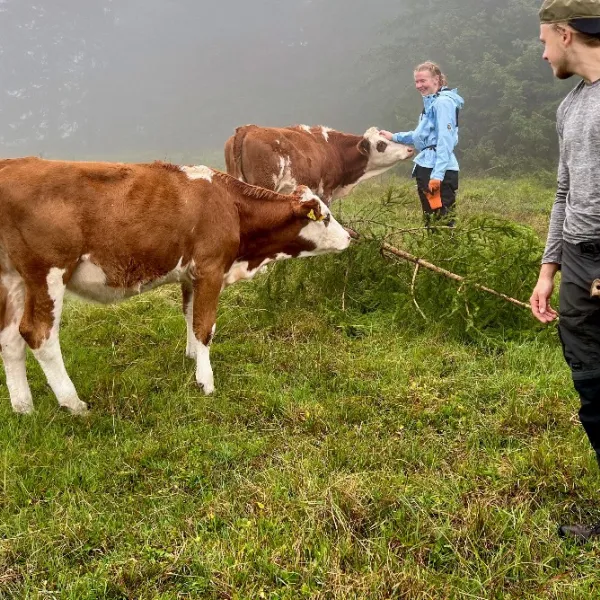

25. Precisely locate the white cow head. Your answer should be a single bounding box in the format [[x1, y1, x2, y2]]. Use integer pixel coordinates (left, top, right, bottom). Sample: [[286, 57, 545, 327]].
[[358, 127, 414, 171], [295, 187, 352, 255]]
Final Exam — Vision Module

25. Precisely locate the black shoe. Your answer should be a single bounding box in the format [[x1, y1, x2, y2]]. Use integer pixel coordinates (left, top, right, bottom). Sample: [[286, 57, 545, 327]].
[[558, 522, 600, 542]]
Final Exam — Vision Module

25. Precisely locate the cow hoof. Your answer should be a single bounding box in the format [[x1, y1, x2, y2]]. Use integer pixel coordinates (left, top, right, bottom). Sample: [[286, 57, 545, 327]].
[[196, 380, 215, 395], [61, 400, 89, 416], [12, 402, 34, 415]]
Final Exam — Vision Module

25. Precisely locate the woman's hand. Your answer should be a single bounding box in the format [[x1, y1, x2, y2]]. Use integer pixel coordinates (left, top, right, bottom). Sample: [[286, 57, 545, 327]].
[[425, 179, 443, 210], [379, 130, 394, 141], [428, 179, 442, 194]]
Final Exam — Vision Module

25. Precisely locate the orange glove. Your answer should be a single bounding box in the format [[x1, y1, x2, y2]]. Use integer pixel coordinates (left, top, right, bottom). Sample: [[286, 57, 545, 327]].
[[425, 179, 442, 210]]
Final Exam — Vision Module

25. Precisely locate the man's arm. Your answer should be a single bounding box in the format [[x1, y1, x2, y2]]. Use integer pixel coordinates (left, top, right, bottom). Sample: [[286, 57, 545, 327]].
[[530, 126, 568, 323], [541, 139, 569, 266]]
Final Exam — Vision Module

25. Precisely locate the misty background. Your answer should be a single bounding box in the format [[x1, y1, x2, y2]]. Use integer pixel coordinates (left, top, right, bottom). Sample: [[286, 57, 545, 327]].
[[0, 0, 572, 170]]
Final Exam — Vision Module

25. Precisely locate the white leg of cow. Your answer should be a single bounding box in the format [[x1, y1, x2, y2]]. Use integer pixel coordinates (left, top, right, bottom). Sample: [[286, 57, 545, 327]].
[[1, 328, 32, 414], [28, 269, 88, 415], [182, 284, 196, 359], [33, 335, 88, 414], [186, 306, 196, 359], [0, 274, 33, 414], [195, 323, 217, 389], [192, 274, 221, 395], [196, 341, 214, 395], [195, 322, 217, 394]]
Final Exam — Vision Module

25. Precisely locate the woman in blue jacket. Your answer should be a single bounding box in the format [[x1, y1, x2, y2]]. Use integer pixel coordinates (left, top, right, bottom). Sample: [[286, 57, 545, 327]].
[[380, 62, 464, 227]]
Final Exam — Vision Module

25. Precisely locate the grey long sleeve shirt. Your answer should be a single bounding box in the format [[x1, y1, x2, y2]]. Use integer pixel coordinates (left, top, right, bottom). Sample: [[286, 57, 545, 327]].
[[543, 78, 600, 265]]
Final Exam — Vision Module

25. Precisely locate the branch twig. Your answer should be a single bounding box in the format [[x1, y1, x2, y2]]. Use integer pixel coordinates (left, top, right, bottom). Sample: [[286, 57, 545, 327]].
[[381, 243, 530, 310], [410, 263, 427, 320]]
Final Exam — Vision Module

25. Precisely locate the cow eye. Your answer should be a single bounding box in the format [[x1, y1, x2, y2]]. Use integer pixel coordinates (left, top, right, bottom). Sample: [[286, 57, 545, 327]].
[[376, 140, 388, 153], [323, 213, 331, 226]]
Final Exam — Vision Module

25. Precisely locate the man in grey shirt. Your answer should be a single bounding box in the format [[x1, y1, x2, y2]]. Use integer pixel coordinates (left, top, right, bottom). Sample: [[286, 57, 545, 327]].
[[531, 0, 600, 541]]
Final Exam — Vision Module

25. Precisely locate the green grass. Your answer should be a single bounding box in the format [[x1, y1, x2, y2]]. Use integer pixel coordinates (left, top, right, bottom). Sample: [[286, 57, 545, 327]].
[[2, 176, 600, 599]]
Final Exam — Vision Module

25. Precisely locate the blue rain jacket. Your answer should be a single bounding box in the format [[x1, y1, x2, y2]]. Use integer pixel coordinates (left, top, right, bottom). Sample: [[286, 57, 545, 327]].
[[392, 87, 464, 181]]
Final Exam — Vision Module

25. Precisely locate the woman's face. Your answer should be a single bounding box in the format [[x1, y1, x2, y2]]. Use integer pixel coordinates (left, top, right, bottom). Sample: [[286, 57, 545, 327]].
[[414, 70, 440, 96]]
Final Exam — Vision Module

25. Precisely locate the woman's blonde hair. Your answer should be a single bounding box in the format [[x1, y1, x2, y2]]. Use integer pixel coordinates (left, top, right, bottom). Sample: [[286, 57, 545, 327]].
[[414, 61, 448, 88]]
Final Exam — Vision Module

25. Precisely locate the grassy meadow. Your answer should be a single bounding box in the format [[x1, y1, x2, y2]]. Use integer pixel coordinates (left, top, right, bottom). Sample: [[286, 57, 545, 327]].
[[2, 175, 600, 599]]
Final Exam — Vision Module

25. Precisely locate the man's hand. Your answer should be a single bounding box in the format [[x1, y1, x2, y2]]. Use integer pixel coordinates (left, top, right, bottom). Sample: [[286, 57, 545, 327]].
[[379, 130, 393, 141], [530, 263, 560, 323]]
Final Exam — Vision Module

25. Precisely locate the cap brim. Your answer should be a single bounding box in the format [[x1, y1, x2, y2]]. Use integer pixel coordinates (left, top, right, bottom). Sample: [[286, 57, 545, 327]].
[[570, 18, 600, 35]]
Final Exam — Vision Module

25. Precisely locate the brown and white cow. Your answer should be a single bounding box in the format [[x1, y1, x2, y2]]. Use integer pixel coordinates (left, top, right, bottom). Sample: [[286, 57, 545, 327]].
[[224, 125, 414, 205], [0, 158, 351, 414]]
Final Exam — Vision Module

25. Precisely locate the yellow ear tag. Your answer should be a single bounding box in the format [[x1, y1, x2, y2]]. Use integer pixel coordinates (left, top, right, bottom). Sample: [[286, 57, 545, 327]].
[[307, 209, 317, 221]]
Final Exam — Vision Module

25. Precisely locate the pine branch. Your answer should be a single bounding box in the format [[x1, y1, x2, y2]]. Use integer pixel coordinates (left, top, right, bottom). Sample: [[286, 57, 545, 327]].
[[381, 243, 530, 310]]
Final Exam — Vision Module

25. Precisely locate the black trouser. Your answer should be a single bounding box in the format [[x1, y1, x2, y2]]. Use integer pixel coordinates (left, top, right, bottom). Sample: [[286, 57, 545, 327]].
[[558, 241, 600, 466], [414, 165, 459, 228]]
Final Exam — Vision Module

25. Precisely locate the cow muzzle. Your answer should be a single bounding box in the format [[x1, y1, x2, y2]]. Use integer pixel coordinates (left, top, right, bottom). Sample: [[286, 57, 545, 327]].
[[344, 226, 360, 241]]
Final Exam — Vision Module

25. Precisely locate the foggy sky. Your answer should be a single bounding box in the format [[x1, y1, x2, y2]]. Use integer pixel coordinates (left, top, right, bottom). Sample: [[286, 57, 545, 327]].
[[0, 0, 406, 165]]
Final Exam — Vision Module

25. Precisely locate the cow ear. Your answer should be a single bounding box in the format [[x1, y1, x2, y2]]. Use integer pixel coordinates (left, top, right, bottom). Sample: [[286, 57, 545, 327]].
[[296, 198, 323, 221], [357, 137, 370, 156], [294, 185, 313, 201]]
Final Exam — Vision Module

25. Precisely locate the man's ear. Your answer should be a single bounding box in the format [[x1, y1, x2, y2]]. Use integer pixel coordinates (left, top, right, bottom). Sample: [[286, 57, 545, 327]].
[[558, 24, 574, 46], [564, 27, 575, 46], [357, 137, 370, 156]]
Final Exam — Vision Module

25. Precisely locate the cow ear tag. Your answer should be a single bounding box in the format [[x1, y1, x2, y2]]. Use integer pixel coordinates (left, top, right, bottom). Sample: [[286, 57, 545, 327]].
[[307, 209, 317, 221]]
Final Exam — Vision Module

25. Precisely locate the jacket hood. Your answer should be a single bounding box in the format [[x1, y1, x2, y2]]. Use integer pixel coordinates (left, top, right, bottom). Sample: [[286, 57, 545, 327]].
[[438, 88, 464, 110], [423, 87, 464, 112]]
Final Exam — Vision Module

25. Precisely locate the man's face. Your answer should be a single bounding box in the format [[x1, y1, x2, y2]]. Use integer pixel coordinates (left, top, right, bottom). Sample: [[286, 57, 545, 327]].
[[414, 70, 439, 96], [540, 23, 575, 79]]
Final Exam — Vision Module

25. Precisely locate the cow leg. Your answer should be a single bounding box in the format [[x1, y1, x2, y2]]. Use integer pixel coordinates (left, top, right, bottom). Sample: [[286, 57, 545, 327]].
[[191, 272, 222, 395], [20, 268, 88, 415], [182, 282, 216, 360], [0, 270, 33, 414], [182, 282, 196, 359]]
